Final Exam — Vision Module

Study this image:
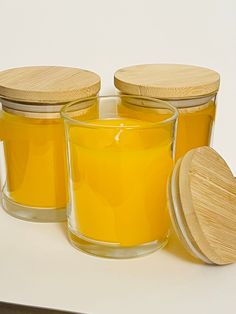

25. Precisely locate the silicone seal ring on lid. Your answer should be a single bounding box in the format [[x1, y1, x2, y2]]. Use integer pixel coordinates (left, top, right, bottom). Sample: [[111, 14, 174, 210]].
[[168, 158, 213, 264], [0, 98, 63, 119]]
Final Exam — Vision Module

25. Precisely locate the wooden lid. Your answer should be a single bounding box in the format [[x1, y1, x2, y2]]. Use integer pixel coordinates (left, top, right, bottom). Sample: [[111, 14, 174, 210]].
[[169, 146, 236, 265], [114, 64, 220, 99], [0, 66, 101, 104]]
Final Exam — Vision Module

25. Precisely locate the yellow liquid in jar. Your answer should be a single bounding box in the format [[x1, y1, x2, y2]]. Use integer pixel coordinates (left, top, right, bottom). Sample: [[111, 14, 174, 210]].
[[175, 100, 216, 160], [0, 111, 67, 208], [116, 98, 215, 161], [68, 117, 174, 247]]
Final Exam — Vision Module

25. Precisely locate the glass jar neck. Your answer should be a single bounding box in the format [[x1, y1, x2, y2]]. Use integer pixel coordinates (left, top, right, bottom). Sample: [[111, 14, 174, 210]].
[[166, 94, 216, 108], [119, 92, 217, 109], [0, 98, 64, 119]]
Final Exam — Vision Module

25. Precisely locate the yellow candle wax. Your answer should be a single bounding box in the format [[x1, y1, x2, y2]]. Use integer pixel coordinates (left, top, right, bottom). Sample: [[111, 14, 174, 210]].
[[0, 111, 67, 208], [117, 99, 216, 161], [68, 117, 174, 247], [175, 100, 216, 160]]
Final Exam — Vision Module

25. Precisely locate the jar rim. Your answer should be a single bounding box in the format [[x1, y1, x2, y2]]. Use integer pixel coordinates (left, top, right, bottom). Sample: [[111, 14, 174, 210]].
[[60, 95, 178, 129]]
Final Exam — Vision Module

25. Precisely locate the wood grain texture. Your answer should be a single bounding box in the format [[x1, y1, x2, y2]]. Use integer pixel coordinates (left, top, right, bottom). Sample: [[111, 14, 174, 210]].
[[0, 66, 101, 103], [179, 147, 236, 265], [114, 64, 220, 100]]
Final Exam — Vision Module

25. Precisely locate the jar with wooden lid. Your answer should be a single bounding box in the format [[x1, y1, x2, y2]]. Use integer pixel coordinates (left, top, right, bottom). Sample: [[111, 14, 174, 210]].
[[0, 66, 100, 222], [114, 64, 220, 160]]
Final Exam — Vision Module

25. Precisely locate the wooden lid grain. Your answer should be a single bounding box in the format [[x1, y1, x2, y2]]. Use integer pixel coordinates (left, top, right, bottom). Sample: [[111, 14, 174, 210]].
[[0, 66, 101, 104], [174, 147, 236, 265], [114, 64, 220, 99]]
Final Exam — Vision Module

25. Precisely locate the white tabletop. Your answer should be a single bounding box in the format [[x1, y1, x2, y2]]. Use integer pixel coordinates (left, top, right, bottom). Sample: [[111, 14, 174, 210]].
[[0, 207, 235, 314]]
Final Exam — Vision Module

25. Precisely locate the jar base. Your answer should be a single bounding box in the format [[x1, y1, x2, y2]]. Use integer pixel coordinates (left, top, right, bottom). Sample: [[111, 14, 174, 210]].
[[1, 193, 66, 222], [68, 229, 169, 259]]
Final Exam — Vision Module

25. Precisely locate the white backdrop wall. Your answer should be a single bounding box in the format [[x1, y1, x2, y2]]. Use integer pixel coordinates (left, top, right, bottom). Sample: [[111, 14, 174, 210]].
[[0, 0, 236, 172]]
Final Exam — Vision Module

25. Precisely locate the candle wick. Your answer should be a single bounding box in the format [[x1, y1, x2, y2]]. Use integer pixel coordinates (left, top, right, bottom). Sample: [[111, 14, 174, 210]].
[[114, 123, 124, 142]]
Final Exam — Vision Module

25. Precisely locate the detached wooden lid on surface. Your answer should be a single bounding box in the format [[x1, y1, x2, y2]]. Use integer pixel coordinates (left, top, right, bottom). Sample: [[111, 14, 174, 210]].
[[169, 146, 236, 265], [114, 64, 220, 100], [0, 66, 101, 104]]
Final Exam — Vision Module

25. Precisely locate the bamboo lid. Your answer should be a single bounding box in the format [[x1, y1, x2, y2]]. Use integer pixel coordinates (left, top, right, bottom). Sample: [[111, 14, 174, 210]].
[[169, 146, 236, 265], [114, 64, 220, 100], [0, 66, 101, 104]]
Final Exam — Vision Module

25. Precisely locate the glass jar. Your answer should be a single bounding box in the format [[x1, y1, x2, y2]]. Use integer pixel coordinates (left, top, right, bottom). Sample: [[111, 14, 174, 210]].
[[61, 95, 178, 258], [114, 64, 220, 160], [0, 66, 100, 222]]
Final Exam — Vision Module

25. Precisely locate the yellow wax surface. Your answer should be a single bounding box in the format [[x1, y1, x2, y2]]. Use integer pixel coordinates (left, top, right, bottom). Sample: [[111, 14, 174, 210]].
[[68, 117, 173, 246], [0, 111, 67, 208], [176, 101, 216, 159]]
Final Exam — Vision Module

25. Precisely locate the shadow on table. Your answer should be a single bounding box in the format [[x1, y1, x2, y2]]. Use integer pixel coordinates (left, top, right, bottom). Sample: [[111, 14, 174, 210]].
[[58, 222, 68, 237], [57, 223, 201, 264], [164, 229, 201, 264], [0, 301, 83, 314]]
